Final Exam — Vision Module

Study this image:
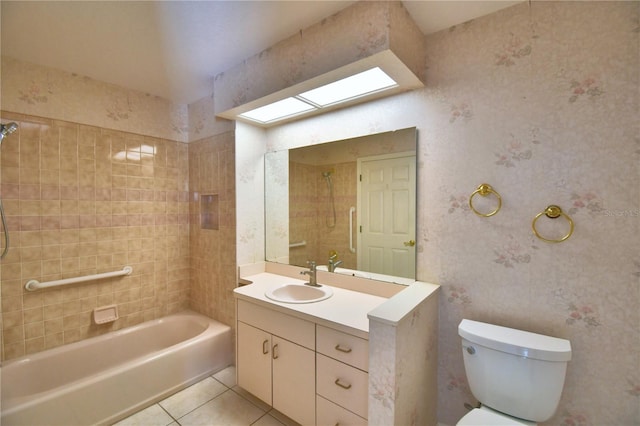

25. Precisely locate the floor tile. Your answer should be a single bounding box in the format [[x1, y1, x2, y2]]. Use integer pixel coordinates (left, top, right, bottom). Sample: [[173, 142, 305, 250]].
[[232, 385, 272, 412], [213, 365, 237, 388], [178, 389, 266, 426], [159, 376, 228, 419], [268, 409, 301, 426], [251, 413, 285, 426], [112, 404, 174, 426]]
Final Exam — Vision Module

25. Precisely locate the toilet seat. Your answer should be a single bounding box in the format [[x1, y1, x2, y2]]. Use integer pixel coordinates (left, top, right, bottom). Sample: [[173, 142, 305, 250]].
[[457, 406, 536, 426]]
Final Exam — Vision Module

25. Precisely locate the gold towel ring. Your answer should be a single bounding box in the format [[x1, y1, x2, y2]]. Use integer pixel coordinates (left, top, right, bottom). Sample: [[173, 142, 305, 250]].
[[532, 205, 574, 243], [469, 184, 502, 217]]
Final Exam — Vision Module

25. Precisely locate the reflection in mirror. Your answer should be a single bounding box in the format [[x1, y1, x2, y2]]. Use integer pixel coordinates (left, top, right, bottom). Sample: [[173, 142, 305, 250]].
[[265, 127, 417, 285]]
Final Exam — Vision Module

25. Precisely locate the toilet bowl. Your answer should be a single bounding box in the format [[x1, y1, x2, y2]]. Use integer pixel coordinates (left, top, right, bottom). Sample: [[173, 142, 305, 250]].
[[456, 319, 571, 426]]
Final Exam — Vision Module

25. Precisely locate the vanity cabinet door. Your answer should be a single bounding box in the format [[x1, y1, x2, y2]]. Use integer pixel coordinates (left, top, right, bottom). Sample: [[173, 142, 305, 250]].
[[237, 312, 316, 425], [237, 322, 272, 405], [272, 336, 316, 426]]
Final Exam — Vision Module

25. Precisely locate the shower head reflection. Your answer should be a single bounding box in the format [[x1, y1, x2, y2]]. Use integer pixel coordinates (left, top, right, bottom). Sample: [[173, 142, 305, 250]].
[[0, 122, 18, 143]]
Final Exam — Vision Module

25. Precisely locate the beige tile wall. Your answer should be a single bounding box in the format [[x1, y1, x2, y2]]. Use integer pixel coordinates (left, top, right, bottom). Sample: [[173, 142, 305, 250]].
[[288, 161, 319, 266], [289, 161, 356, 269], [0, 111, 190, 361], [187, 132, 236, 329], [315, 162, 357, 269]]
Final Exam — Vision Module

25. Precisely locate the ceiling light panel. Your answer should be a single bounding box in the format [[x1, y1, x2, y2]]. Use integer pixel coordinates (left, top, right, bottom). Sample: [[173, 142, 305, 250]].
[[239, 97, 316, 124], [220, 51, 424, 127], [297, 67, 398, 107]]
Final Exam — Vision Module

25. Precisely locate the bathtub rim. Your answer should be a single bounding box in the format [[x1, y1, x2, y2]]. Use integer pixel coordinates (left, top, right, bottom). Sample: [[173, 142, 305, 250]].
[[1, 309, 217, 370]]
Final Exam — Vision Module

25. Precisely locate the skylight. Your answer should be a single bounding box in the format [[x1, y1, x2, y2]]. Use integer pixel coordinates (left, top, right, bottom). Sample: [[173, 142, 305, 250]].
[[298, 67, 398, 107], [238, 67, 398, 125], [239, 97, 316, 124]]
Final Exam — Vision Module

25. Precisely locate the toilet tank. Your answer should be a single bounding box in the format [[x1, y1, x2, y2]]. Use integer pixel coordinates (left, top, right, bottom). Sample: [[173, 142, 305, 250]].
[[459, 319, 571, 422]]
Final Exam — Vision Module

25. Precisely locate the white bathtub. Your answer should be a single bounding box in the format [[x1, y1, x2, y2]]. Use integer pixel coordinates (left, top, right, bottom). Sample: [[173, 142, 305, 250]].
[[1, 310, 232, 426]]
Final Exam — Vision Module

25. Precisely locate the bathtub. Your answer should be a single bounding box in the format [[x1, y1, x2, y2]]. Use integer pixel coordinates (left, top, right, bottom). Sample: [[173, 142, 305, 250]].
[[1, 310, 232, 426]]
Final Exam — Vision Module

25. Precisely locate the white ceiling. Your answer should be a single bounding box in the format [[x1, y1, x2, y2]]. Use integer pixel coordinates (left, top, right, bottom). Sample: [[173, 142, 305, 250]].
[[1, 1, 520, 105]]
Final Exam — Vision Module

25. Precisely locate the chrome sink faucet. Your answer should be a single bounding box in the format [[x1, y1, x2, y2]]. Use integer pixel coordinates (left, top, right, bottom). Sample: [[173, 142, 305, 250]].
[[328, 253, 343, 272], [300, 261, 320, 287]]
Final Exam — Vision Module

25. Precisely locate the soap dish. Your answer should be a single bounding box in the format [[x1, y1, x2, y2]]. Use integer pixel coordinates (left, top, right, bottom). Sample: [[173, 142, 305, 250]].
[[93, 304, 119, 324]]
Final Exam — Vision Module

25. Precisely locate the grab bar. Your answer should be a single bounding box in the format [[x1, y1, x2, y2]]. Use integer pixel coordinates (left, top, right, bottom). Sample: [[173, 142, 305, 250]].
[[349, 206, 356, 253], [25, 266, 133, 292], [289, 240, 306, 248]]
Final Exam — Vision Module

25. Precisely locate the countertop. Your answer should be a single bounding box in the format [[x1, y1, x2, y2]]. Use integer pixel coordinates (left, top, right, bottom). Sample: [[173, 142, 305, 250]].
[[234, 272, 388, 339]]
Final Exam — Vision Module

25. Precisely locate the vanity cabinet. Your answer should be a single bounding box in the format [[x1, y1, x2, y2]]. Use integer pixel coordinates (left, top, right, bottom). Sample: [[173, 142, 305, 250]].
[[235, 271, 440, 426], [237, 300, 315, 425], [236, 299, 370, 425]]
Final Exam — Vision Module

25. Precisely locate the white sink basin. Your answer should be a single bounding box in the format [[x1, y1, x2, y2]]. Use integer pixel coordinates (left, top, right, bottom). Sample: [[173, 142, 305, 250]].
[[265, 284, 333, 304]]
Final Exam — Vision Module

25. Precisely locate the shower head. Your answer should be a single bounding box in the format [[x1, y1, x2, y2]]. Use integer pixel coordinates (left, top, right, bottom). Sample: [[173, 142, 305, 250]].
[[0, 122, 18, 142]]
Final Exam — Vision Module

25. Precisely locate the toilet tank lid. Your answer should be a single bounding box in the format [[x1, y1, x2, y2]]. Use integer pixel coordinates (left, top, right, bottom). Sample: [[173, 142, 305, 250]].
[[459, 319, 572, 362]]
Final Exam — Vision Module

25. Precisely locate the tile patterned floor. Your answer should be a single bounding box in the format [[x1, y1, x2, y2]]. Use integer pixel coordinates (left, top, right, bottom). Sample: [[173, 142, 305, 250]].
[[113, 367, 300, 426]]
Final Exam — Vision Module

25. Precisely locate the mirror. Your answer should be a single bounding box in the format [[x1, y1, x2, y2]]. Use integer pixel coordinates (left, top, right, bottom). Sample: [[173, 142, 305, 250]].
[[265, 127, 417, 285]]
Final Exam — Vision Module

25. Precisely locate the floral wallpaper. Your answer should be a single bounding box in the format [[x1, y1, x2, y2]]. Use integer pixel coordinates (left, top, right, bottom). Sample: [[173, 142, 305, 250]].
[[423, 3, 639, 422], [1, 1, 637, 424], [1, 56, 189, 142], [187, 92, 234, 141], [369, 285, 439, 426], [235, 123, 266, 267], [213, 1, 425, 116], [237, 2, 639, 425]]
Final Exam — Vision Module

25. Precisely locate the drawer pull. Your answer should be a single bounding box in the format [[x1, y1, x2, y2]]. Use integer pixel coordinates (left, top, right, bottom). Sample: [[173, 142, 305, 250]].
[[334, 378, 352, 390], [334, 344, 352, 353], [262, 339, 269, 355], [272, 343, 279, 360]]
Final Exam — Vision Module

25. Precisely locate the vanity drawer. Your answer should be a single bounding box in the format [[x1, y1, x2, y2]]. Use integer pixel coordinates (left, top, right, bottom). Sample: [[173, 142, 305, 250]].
[[317, 325, 368, 371], [237, 300, 315, 349], [317, 354, 368, 419], [317, 395, 367, 426]]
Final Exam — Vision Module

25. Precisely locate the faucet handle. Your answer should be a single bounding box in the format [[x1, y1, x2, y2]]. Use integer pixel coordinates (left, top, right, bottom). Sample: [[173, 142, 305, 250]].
[[306, 260, 316, 270]]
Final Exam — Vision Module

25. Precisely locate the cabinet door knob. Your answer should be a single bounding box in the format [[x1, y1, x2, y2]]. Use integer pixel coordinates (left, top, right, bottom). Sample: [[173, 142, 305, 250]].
[[262, 339, 269, 355], [272, 343, 279, 360], [334, 344, 352, 353], [334, 378, 352, 390]]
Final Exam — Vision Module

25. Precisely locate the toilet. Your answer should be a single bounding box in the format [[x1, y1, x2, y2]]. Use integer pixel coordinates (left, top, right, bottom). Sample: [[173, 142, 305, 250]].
[[457, 319, 572, 426]]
